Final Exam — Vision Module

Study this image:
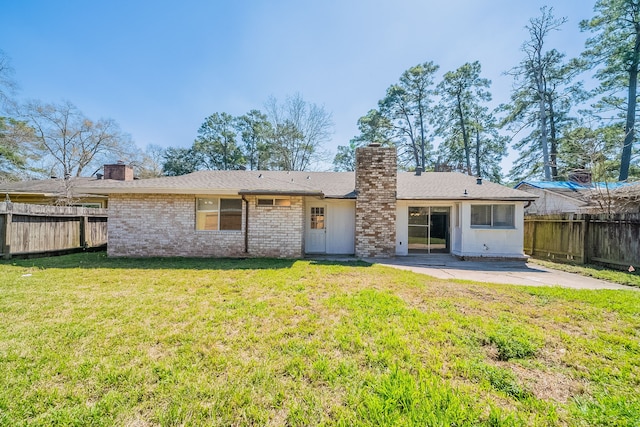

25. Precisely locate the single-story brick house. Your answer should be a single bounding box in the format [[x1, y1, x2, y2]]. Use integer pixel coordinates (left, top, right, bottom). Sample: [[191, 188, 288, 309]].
[[84, 145, 536, 259]]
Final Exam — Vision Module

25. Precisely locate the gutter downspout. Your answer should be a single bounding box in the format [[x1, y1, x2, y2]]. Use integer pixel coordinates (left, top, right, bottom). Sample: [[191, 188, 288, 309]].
[[242, 196, 249, 254]]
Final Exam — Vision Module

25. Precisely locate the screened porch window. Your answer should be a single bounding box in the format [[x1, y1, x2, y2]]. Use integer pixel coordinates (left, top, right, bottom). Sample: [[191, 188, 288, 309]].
[[196, 198, 242, 230]]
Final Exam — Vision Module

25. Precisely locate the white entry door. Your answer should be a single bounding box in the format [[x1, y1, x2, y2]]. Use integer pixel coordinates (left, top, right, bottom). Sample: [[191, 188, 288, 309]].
[[305, 205, 326, 253]]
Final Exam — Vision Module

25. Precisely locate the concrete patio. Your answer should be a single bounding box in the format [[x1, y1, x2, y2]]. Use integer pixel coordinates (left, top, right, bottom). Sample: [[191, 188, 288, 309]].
[[363, 254, 636, 291]]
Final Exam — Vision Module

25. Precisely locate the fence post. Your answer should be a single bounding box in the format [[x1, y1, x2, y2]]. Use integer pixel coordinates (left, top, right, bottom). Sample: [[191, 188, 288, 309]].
[[79, 215, 88, 248], [582, 214, 590, 265], [528, 218, 536, 257], [2, 206, 12, 260]]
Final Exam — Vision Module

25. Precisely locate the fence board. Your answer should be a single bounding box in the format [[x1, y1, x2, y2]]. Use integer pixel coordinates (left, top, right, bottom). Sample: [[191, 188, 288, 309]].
[[525, 213, 640, 270], [0, 202, 107, 259]]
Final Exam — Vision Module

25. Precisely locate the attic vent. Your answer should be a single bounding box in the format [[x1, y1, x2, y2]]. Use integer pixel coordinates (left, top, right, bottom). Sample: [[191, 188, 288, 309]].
[[476, 177, 482, 185], [415, 167, 423, 176], [306, 176, 310, 180]]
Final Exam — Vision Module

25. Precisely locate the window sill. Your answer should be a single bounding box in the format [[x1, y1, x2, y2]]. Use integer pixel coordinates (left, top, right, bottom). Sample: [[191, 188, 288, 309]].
[[195, 229, 242, 233], [470, 226, 516, 230]]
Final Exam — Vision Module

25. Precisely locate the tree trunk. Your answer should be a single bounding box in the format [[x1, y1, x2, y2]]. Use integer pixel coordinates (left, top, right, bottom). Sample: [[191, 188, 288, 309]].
[[417, 98, 427, 170], [547, 92, 558, 179], [619, 35, 639, 181], [456, 92, 472, 175], [475, 127, 482, 177], [537, 70, 551, 181]]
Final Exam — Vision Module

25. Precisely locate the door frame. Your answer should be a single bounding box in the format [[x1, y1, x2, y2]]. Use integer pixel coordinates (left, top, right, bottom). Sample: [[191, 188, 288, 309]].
[[407, 205, 451, 254], [305, 203, 327, 254]]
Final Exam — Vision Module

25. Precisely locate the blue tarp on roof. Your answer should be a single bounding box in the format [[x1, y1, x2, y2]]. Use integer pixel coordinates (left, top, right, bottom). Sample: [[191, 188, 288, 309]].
[[515, 181, 629, 191]]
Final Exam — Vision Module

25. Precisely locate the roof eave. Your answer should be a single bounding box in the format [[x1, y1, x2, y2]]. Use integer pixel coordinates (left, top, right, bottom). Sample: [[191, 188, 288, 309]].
[[238, 190, 324, 197], [397, 196, 537, 201], [81, 187, 241, 196]]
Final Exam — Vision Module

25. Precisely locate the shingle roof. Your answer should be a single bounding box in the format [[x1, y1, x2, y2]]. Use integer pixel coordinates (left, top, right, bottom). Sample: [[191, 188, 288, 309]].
[[81, 170, 535, 201], [398, 172, 535, 200], [0, 177, 106, 198], [81, 170, 328, 196]]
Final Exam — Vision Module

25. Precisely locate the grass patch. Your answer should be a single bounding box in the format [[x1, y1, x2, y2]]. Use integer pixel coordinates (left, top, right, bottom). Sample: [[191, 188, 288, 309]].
[[487, 321, 543, 361], [531, 258, 640, 287], [1, 253, 639, 425]]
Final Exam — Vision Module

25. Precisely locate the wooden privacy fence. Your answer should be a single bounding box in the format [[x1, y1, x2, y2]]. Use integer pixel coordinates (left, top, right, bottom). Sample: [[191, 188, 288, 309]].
[[0, 202, 108, 259], [524, 213, 640, 270]]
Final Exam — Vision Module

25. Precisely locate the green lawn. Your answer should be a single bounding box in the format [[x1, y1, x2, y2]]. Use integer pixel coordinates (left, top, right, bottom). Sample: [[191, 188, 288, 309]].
[[1, 253, 639, 426], [530, 259, 640, 288]]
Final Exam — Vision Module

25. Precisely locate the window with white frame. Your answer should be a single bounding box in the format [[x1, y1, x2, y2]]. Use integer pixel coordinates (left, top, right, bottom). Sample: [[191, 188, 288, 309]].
[[196, 198, 242, 230], [470, 204, 515, 228]]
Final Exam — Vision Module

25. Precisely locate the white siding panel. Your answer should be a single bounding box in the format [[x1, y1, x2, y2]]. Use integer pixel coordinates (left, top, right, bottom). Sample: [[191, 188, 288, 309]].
[[395, 201, 409, 255], [325, 200, 356, 254]]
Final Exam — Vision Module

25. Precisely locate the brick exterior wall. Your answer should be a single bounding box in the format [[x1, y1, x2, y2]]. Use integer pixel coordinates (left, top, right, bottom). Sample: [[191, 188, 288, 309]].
[[107, 193, 304, 258], [246, 195, 305, 258], [108, 194, 245, 257], [354, 145, 397, 258]]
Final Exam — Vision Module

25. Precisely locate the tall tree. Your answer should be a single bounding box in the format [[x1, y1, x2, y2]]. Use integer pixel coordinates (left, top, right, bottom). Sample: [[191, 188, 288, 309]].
[[332, 109, 393, 171], [265, 93, 333, 170], [435, 61, 494, 176], [379, 61, 439, 170], [502, 7, 577, 181], [18, 100, 134, 177], [0, 49, 17, 109], [194, 112, 245, 170], [581, 0, 640, 181], [0, 117, 40, 180], [0, 50, 34, 180], [470, 106, 508, 182], [333, 140, 359, 172], [162, 147, 200, 176], [558, 122, 623, 181], [235, 110, 272, 170]]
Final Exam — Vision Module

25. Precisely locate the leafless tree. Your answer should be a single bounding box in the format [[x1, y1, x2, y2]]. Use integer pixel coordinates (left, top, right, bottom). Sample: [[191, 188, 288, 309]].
[[131, 144, 166, 178], [17, 100, 135, 177], [264, 93, 333, 170]]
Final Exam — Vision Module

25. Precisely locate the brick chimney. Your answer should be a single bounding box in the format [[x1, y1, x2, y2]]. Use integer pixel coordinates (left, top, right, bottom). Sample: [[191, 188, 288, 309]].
[[103, 162, 134, 181], [354, 144, 397, 258]]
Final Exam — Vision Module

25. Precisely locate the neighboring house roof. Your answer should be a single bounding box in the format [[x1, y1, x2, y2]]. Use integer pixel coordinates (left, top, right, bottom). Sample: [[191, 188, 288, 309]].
[[610, 181, 640, 196], [82, 170, 536, 201], [515, 180, 628, 191], [0, 177, 108, 199]]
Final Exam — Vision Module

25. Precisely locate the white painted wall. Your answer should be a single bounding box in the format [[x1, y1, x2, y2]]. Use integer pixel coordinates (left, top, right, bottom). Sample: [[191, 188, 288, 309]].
[[452, 202, 462, 255], [395, 202, 409, 255], [325, 199, 356, 254], [395, 200, 526, 259], [454, 201, 526, 258], [395, 200, 458, 256], [305, 198, 355, 255]]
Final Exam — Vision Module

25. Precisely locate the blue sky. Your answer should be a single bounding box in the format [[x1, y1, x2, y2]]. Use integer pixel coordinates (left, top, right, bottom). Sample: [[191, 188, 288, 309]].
[[1, 0, 595, 172]]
